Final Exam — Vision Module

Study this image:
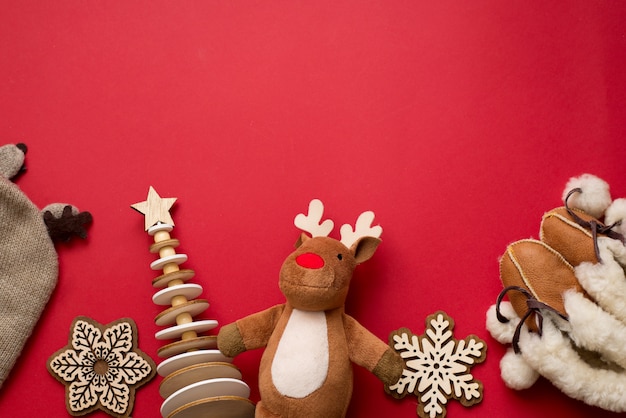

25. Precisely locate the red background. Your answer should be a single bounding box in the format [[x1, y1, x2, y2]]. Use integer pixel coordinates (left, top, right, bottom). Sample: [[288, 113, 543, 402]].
[[1, 1, 626, 417]]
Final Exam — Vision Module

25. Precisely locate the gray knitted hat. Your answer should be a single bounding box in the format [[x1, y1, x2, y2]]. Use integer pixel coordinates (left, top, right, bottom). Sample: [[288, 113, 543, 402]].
[[0, 143, 92, 388]]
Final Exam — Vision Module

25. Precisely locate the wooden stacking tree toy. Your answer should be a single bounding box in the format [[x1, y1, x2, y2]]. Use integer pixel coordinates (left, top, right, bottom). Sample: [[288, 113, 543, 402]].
[[132, 187, 255, 418]]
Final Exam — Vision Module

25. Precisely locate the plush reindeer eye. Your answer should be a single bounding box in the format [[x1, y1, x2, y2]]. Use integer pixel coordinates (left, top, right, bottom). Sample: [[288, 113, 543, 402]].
[[337, 254, 343, 260]]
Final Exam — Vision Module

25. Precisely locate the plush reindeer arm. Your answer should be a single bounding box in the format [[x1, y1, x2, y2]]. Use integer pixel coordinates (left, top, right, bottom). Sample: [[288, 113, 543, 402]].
[[216, 323, 246, 358], [218, 304, 286, 357], [343, 313, 404, 386], [373, 349, 405, 386]]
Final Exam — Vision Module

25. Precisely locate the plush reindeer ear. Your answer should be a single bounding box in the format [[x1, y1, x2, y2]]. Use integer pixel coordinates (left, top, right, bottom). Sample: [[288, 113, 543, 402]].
[[294, 232, 310, 248], [350, 236, 381, 264], [341, 209, 382, 264]]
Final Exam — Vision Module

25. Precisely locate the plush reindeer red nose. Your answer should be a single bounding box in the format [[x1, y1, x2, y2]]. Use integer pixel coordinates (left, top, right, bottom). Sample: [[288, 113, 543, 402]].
[[296, 252, 325, 269]]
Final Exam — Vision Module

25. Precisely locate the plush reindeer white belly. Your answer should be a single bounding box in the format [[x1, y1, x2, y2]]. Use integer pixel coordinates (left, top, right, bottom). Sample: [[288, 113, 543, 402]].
[[271, 309, 329, 398]]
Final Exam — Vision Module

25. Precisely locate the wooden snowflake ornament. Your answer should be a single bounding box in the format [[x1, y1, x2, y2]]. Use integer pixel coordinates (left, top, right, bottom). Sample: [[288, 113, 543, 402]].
[[47, 316, 156, 417], [386, 311, 487, 418]]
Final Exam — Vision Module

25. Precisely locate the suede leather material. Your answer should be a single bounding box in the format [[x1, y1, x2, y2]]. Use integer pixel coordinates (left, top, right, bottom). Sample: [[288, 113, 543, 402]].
[[540, 207, 603, 266], [500, 239, 583, 332]]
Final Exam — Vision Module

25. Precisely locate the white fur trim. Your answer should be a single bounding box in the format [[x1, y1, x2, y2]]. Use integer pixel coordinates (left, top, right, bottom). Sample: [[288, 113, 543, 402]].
[[599, 236, 626, 265], [574, 239, 626, 322], [517, 318, 626, 412], [605, 198, 626, 237], [562, 174, 611, 219], [486, 303, 518, 344], [500, 348, 539, 389], [271, 309, 329, 398], [563, 290, 626, 369]]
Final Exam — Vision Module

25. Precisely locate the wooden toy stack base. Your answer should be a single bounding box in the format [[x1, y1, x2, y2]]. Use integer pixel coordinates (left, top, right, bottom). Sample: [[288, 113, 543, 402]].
[[132, 187, 255, 418], [148, 222, 255, 418]]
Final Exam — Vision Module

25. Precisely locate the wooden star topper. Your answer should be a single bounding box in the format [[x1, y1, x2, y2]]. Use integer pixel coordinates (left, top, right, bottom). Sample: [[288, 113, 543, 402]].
[[131, 186, 177, 230]]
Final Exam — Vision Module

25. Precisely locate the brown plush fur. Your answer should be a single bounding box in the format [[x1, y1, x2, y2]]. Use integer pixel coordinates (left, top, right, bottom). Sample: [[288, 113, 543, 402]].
[[218, 233, 403, 417]]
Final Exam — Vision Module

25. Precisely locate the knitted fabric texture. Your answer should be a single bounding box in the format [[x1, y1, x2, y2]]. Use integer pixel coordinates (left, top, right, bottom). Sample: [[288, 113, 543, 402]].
[[0, 177, 58, 388]]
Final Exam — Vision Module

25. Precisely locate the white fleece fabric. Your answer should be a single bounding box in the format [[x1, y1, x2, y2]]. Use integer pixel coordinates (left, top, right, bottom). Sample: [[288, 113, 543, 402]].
[[564, 290, 626, 369], [575, 238, 626, 322], [499, 347, 539, 390], [605, 198, 626, 237], [488, 303, 626, 412], [561, 173, 612, 219], [517, 319, 626, 412], [485, 303, 517, 344]]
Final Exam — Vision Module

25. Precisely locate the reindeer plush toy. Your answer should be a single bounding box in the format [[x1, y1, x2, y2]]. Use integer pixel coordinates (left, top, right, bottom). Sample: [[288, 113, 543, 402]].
[[217, 199, 404, 418]]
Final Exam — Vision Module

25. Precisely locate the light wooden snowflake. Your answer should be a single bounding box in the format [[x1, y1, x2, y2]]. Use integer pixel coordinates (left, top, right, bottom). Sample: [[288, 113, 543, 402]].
[[386, 311, 487, 418], [47, 316, 156, 417]]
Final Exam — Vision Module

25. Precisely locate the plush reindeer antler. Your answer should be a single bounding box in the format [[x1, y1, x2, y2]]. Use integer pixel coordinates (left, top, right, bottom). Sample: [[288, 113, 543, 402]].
[[340, 210, 382, 247], [294, 199, 334, 237]]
